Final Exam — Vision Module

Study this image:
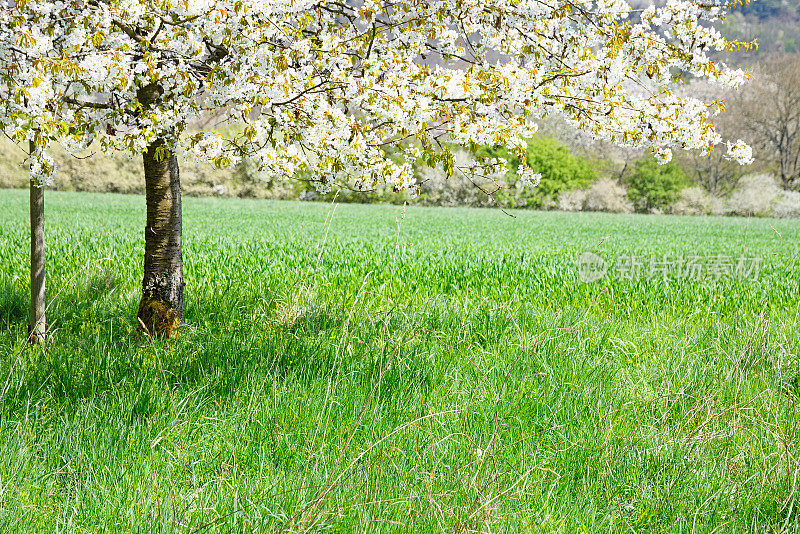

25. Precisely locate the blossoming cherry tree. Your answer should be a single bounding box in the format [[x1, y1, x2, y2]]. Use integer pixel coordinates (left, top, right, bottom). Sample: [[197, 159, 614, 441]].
[[1, 0, 754, 336]]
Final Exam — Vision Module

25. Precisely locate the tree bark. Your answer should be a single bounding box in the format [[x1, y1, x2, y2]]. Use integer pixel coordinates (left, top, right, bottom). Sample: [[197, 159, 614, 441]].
[[137, 138, 184, 338], [29, 142, 47, 344]]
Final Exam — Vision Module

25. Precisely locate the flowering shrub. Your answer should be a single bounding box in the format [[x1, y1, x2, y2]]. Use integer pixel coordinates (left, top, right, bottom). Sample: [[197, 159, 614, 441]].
[[417, 150, 496, 207], [725, 173, 781, 216], [584, 178, 634, 213], [671, 187, 723, 215], [771, 191, 800, 219], [557, 189, 588, 212]]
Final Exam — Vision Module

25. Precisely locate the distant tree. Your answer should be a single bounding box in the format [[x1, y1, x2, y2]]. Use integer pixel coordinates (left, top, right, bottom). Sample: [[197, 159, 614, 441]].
[[2, 0, 754, 336], [737, 0, 787, 19], [735, 54, 800, 191], [679, 147, 743, 196], [479, 138, 596, 208], [624, 157, 691, 213], [666, 79, 745, 196]]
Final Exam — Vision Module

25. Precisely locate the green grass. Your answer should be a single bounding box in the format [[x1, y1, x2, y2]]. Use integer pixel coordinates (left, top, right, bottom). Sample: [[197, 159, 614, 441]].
[[0, 189, 799, 533]]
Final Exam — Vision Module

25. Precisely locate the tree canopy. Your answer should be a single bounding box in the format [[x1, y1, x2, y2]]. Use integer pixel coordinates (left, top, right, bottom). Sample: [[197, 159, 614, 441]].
[[2, 0, 754, 192]]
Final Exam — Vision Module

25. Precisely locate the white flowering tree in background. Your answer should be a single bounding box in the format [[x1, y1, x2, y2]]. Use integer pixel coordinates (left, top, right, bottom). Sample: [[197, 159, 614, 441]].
[[2, 0, 754, 337]]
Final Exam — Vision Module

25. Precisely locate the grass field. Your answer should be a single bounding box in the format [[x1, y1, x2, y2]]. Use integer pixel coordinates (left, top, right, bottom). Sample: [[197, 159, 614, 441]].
[[0, 188, 799, 533]]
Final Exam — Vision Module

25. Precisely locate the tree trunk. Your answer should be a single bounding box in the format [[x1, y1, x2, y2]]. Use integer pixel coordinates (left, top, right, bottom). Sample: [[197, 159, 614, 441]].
[[137, 138, 184, 338], [29, 143, 47, 344]]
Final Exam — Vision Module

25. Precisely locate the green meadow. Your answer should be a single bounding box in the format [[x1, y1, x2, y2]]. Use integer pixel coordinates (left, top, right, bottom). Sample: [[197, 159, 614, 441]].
[[0, 189, 799, 532]]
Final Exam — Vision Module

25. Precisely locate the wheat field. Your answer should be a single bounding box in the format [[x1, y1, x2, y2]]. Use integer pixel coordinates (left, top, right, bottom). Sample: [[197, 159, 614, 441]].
[[0, 189, 799, 532]]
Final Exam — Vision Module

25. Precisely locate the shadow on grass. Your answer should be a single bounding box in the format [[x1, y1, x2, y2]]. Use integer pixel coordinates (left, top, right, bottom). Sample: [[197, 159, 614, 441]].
[[0, 285, 610, 423], [0, 289, 381, 414], [84, 270, 119, 297], [1, 284, 527, 418], [0, 280, 27, 331], [0, 269, 126, 339]]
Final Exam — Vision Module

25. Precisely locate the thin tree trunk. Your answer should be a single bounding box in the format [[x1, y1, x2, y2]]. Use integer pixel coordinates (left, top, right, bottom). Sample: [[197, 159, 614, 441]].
[[137, 138, 184, 338], [29, 142, 47, 344]]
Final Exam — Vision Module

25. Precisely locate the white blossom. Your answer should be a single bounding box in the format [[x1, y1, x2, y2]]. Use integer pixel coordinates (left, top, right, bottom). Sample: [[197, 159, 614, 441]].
[[0, 0, 754, 188], [726, 139, 754, 165]]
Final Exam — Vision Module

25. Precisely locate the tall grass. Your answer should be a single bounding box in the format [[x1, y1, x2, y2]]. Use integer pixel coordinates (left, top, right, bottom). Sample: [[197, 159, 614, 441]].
[[0, 190, 798, 532]]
